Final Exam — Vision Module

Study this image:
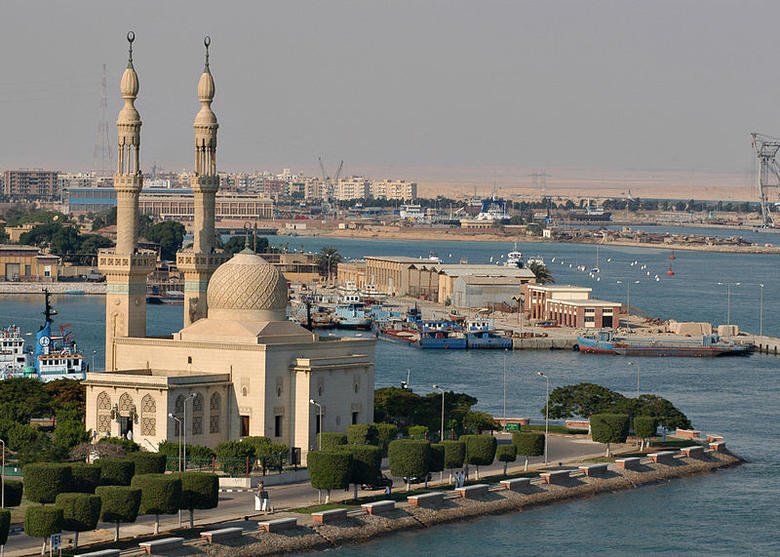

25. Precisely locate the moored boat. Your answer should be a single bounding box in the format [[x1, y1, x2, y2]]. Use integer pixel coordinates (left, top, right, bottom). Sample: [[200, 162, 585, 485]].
[[576, 331, 752, 357]]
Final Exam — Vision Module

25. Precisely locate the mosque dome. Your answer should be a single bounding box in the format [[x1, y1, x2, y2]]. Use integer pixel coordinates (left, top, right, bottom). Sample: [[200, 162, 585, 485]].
[[206, 250, 288, 321], [120, 65, 139, 99], [198, 69, 215, 102]]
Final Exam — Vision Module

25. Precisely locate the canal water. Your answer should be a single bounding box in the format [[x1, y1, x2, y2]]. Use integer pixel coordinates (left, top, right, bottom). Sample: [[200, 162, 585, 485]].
[[0, 236, 778, 554]]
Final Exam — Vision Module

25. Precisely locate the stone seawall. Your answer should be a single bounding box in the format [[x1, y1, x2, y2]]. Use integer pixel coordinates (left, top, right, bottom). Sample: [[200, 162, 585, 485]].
[[199, 450, 741, 556], [0, 282, 106, 295]]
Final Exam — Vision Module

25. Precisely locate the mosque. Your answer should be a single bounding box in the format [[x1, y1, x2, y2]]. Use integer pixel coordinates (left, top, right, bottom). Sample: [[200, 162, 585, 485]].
[[83, 34, 376, 464]]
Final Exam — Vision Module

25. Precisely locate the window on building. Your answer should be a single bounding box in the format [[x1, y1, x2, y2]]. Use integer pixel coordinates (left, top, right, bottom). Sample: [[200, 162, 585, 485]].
[[275, 415, 283, 437], [240, 415, 250, 437], [352, 411, 359, 425], [315, 414, 321, 435]]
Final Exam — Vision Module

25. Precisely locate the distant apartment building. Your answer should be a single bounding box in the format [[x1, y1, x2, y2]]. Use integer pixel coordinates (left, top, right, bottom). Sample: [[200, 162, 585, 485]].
[[3, 170, 59, 200], [58, 173, 96, 191], [335, 177, 370, 201], [304, 179, 324, 201], [370, 179, 417, 200]]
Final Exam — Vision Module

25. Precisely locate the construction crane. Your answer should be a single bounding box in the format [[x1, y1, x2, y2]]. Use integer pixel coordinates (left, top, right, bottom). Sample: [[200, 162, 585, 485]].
[[751, 132, 780, 227], [317, 156, 343, 203]]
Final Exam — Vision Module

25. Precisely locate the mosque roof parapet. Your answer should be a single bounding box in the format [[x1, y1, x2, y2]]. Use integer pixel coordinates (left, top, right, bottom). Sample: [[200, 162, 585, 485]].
[[84, 370, 231, 389], [97, 250, 157, 273]]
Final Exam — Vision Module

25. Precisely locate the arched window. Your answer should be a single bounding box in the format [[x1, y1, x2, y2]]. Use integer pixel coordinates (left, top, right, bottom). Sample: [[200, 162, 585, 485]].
[[192, 393, 204, 435], [119, 393, 134, 415], [141, 394, 156, 437], [96, 391, 111, 434], [209, 392, 221, 434]]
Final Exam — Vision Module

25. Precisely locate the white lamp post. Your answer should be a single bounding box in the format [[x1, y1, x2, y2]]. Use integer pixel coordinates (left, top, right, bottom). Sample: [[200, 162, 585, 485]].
[[1, 438, 5, 509], [167, 414, 182, 472], [432, 385, 445, 442], [182, 394, 195, 471], [616, 280, 640, 325], [502, 350, 508, 426], [309, 399, 323, 449], [628, 361, 640, 398], [536, 371, 550, 464], [717, 282, 741, 325], [759, 284, 765, 337]]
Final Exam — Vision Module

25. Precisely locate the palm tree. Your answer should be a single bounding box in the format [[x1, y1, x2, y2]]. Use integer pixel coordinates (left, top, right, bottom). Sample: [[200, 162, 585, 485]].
[[317, 246, 342, 283], [528, 261, 554, 284]]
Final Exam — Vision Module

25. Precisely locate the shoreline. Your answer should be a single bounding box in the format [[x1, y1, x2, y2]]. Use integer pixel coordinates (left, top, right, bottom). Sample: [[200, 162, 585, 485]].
[[198, 450, 741, 556]]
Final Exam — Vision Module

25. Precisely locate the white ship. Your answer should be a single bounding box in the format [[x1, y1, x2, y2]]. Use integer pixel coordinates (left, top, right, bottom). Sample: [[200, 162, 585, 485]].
[[0, 326, 33, 379]]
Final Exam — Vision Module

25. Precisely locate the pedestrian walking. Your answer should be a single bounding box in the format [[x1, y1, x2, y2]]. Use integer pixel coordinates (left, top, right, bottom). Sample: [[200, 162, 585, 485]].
[[259, 481, 270, 512], [254, 482, 263, 512]]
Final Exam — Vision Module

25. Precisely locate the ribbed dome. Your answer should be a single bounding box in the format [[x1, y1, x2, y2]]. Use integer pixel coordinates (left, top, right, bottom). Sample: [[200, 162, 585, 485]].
[[120, 65, 139, 99], [207, 251, 288, 321], [198, 69, 215, 101]]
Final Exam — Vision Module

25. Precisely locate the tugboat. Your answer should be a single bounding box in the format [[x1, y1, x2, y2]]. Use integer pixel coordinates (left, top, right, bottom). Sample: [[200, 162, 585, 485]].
[[0, 326, 33, 379], [33, 290, 88, 381]]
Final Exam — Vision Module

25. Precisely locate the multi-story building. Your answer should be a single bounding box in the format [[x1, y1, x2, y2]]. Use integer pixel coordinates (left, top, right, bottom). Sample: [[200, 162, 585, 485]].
[[523, 284, 622, 328], [334, 177, 370, 201], [304, 179, 324, 201], [3, 170, 59, 200], [370, 179, 417, 200], [58, 173, 96, 192]]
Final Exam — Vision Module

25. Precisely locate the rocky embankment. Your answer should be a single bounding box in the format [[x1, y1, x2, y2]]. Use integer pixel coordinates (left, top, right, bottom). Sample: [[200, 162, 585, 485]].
[[0, 282, 105, 295]]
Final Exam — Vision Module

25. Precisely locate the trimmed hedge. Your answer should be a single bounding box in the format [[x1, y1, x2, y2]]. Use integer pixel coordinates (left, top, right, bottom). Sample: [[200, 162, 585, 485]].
[[24, 463, 72, 503], [0, 509, 10, 546], [462, 435, 498, 466], [429, 443, 445, 473], [347, 424, 379, 446], [335, 445, 382, 486], [97, 459, 135, 486], [441, 440, 466, 470], [174, 472, 218, 528], [591, 414, 630, 444], [512, 432, 545, 457], [407, 425, 428, 440], [131, 474, 182, 516], [388, 439, 430, 480], [215, 440, 255, 477], [634, 415, 658, 439], [496, 444, 516, 474], [55, 492, 102, 533], [127, 452, 167, 475], [95, 486, 141, 524], [70, 463, 101, 493], [24, 505, 63, 538], [318, 432, 348, 450], [2, 479, 23, 507], [308, 451, 352, 491], [374, 423, 399, 456]]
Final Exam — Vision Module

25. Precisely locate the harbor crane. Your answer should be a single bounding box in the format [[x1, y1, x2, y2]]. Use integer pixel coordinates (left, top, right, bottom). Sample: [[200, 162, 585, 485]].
[[317, 156, 343, 203], [751, 132, 780, 227]]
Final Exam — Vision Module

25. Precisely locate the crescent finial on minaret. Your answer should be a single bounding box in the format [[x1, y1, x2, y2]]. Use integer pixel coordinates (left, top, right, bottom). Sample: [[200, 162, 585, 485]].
[[204, 36, 211, 72], [127, 31, 135, 68]]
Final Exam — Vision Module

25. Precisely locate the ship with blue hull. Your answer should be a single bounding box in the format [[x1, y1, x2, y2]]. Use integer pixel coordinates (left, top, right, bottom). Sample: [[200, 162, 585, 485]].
[[333, 303, 371, 329], [417, 329, 467, 349], [465, 330, 513, 349], [576, 331, 752, 357]]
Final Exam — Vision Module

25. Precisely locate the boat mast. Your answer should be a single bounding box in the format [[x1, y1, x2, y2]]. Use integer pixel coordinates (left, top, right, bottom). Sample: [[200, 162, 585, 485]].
[[42, 288, 57, 324]]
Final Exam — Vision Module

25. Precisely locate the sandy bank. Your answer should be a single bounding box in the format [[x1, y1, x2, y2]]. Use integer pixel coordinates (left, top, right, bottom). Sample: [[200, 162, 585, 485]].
[[199, 450, 741, 556]]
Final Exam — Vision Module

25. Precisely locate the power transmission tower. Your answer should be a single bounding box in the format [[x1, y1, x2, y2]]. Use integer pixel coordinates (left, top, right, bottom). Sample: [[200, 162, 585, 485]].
[[92, 64, 112, 177], [751, 132, 780, 227]]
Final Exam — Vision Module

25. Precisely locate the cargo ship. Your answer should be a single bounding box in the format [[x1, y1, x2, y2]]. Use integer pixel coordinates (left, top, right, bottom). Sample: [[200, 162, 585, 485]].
[[576, 331, 752, 357]]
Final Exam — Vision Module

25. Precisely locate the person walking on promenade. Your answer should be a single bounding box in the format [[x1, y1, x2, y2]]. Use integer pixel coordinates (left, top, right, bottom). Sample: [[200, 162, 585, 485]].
[[259, 481, 270, 512], [254, 482, 263, 512]]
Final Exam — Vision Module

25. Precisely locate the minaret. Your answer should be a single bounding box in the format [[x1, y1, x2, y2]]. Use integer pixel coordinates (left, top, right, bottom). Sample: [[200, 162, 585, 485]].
[[98, 32, 156, 370], [178, 36, 228, 326]]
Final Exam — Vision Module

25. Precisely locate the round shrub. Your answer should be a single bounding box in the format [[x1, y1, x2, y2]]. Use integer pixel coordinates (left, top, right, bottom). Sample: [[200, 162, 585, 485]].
[[496, 444, 517, 474], [461, 434, 498, 466], [591, 413, 630, 455], [24, 463, 72, 503], [441, 440, 466, 470], [347, 424, 379, 446], [374, 423, 399, 456], [429, 443, 445, 473], [388, 439, 430, 480], [407, 425, 428, 440], [70, 463, 101, 493], [318, 432, 348, 450], [127, 452, 167, 475], [95, 486, 141, 524], [131, 474, 182, 517], [336, 444, 382, 485], [308, 451, 352, 491], [634, 415, 658, 439], [0, 509, 10, 546], [512, 432, 545, 457], [174, 472, 218, 528], [97, 459, 135, 486], [3, 479, 24, 507], [55, 492, 102, 532], [24, 505, 63, 538]]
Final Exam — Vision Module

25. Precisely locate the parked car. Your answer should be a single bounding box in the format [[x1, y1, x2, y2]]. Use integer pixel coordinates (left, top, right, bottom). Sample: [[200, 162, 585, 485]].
[[361, 474, 393, 490], [403, 472, 432, 485]]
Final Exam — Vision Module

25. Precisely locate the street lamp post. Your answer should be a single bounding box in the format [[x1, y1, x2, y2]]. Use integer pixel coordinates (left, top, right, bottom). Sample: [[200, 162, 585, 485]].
[[168, 414, 182, 472], [502, 350, 508, 426], [717, 282, 741, 326], [1, 438, 5, 509], [759, 284, 765, 337], [617, 280, 640, 325], [182, 394, 195, 471], [536, 371, 550, 465], [309, 399, 323, 449], [91, 350, 96, 372], [628, 361, 640, 398], [432, 385, 445, 442]]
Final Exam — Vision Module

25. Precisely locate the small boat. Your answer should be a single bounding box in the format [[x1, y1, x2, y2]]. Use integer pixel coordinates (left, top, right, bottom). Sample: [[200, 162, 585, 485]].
[[576, 331, 752, 357], [416, 329, 467, 349], [333, 303, 371, 329]]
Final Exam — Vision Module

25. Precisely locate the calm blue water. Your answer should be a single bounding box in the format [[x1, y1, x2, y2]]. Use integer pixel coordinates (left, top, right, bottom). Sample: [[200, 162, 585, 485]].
[[2, 236, 778, 555]]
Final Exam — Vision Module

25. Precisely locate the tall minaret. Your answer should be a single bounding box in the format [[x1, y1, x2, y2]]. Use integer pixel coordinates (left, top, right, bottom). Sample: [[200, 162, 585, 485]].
[[178, 36, 228, 326], [98, 32, 156, 370]]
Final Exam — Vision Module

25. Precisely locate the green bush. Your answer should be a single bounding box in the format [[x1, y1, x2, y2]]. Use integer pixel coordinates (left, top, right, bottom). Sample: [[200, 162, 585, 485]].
[[429, 443, 445, 473], [241, 436, 288, 474], [461, 435, 497, 479], [2, 479, 23, 507], [347, 423, 379, 446], [215, 440, 255, 477], [158, 441, 214, 470], [0, 509, 10, 546], [318, 432, 348, 450], [52, 420, 90, 449], [97, 459, 135, 486], [496, 444, 517, 474], [98, 437, 139, 453], [70, 463, 101, 493], [55, 493, 101, 547], [512, 432, 545, 470], [308, 451, 351, 502], [95, 486, 141, 541], [131, 474, 182, 534], [127, 452, 167, 475], [8, 423, 46, 451], [441, 440, 466, 470], [388, 439, 430, 490], [374, 423, 399, 456], [24, 463, 72, 503], [633, 415, 658, 449], [174, 472, 218, 528], [24, 505, 63, 538], [335, 445, 382, 497], [407, 425, 429, 440], [590, 413, 630, 456]]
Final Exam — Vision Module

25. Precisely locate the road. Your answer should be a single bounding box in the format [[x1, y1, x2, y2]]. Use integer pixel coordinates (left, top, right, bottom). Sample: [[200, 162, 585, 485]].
[[3, 434, 612, 556]]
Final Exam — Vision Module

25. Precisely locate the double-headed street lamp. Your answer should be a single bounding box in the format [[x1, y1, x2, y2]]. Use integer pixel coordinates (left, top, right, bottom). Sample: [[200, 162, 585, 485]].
[[716, 282, 741, 326], [536, 371, 550, 464], [616, 280, 640, 324], [309, 399, 323, 449]]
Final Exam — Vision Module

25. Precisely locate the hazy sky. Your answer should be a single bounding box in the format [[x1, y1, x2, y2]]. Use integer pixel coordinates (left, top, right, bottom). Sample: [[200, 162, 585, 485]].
[[1, 0, 778, 179]]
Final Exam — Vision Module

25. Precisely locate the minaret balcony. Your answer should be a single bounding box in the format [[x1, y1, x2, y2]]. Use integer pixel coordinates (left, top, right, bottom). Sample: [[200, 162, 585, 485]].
[[98, 249, 157, 275], [176, 250, 230, 272]]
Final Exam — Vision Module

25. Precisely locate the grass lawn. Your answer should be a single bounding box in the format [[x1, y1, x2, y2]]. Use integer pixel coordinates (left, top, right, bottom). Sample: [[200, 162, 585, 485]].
[[579, 456, 614, 464], [521, 425, 589, 435]]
